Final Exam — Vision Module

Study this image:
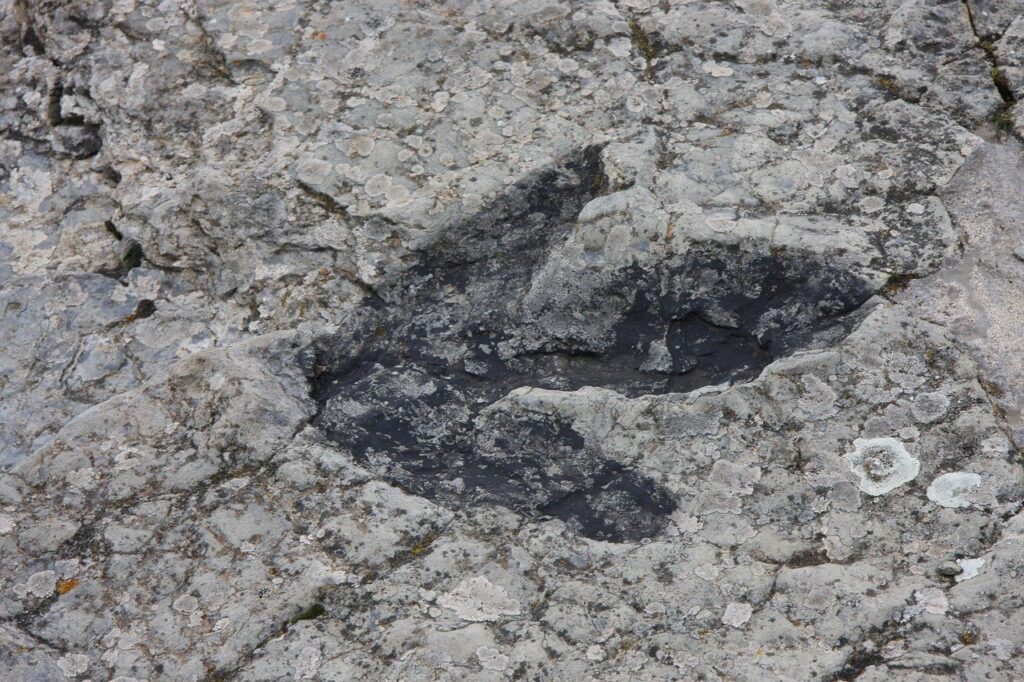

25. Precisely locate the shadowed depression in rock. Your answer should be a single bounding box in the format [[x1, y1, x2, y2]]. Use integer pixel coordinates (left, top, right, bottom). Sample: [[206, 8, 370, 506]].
[[306, 147, 879, 542]]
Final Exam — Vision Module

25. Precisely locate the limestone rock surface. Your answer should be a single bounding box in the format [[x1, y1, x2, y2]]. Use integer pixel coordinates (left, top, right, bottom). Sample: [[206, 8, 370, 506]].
[[3, 0, 1024, 679]]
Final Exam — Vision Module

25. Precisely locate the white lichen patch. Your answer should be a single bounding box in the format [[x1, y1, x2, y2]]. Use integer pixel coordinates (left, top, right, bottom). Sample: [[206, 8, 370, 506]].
[[640, 338, 672, 373], [911, 391, 950, 424], [846, 437, 920, 496], [476, 646, 510, 671], [14, 569, 57, 599], [437, 576, 521, 622], [797, 374, 839, 420], [172, 594, 200, 614], [927, 472, 982, 508], [56, 653, 90, 678], [914, 587, 948, 615], [722, 602, 753, 628], [702, 61, 735, 78], [295, 157, 332, 186], [981, 435, 1011, 458], [956, 557, 985, 582], [293, 646, 320, 680]]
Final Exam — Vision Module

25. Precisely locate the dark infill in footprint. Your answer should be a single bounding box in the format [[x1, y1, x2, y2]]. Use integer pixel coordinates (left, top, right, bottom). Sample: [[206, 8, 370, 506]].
[[305, 146, 879, 542]]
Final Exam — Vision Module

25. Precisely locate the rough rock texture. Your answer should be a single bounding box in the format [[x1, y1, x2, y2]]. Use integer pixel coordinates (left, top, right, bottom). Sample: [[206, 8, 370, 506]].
[[3, 0, 1024, 679]]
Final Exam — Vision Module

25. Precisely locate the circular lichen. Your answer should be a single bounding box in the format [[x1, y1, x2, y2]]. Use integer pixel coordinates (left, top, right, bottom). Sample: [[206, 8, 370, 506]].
[[846, 437, 920, 496], [861, 446, 897, 482]]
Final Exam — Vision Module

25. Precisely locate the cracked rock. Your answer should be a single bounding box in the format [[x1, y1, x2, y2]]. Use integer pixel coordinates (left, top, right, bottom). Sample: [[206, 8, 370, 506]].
[[3, 0, 1024, 679]]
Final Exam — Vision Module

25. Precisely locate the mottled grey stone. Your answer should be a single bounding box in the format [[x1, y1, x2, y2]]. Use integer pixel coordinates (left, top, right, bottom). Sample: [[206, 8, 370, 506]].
[[2, 0, 1024, 679]]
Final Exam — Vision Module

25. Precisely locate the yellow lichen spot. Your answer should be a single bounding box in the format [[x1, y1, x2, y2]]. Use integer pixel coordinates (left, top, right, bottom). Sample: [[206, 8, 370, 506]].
[[876, 75, 900, 96], [410, 530, 439, 557], [56, 578, 79, 595], [629, 21, 655, 59]]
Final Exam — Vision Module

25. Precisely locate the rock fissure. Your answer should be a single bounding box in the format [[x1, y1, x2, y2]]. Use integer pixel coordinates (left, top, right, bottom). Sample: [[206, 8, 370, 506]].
[[962, 0, 1017, 104], [7, 1, 1024, 679]]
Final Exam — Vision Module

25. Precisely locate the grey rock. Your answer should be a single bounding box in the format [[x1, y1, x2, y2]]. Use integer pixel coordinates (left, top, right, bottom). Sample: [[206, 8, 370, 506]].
[[937, 561, 963, 577], [1, 0, 1024, 679]]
